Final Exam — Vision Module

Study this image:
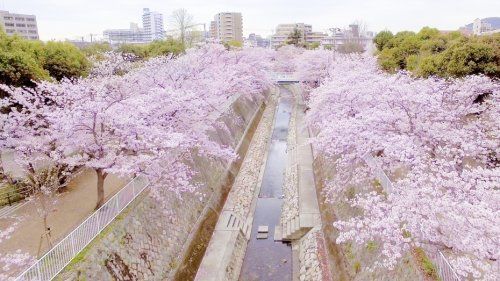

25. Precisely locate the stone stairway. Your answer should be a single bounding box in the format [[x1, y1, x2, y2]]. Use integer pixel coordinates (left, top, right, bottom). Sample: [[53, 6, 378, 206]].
[[275, 85, 321, 244], [275, 214, 317, 242]]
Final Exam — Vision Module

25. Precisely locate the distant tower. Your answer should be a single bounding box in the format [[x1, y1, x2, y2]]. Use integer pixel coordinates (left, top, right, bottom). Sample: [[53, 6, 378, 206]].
[[142, 8, 165, 41]]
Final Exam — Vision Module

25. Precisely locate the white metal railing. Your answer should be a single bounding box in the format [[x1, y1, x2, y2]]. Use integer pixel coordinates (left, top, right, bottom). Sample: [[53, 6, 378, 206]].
[[16, 175, 149, 281], [435, 251, 462, 281], [272, 72, 299, 83], [15, 92, 248, 281], [362, 152, 462, 281]]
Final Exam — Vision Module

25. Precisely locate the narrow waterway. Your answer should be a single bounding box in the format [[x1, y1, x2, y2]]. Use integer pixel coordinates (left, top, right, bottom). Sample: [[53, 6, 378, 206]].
[[239, 87, 293, 281]]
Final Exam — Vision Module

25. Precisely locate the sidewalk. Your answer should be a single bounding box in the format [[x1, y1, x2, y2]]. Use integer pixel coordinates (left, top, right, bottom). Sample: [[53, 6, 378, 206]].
[[0, 169, 127, 277]]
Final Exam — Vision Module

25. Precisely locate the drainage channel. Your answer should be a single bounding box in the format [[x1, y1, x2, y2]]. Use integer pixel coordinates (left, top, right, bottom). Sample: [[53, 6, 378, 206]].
[[239, 87, 293, 281]]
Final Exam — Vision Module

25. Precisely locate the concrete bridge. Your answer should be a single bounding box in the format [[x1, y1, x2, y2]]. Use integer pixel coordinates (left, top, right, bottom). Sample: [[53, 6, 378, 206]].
[[272, 72, 300, 84]]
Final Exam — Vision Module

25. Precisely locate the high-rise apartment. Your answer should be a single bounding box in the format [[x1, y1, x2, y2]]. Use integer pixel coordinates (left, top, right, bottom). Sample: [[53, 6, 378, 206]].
[[0, 10, 39, 40], [210, 12, 243, 42], [142, 8, 164, 41]]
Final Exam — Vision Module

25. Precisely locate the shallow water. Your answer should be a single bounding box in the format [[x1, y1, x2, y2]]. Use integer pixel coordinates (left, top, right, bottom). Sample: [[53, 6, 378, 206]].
[[239, 87, 293, 281]]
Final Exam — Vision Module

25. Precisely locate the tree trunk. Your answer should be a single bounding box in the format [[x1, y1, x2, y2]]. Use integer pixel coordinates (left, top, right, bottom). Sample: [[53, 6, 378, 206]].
[[95, 169, 107, 210]]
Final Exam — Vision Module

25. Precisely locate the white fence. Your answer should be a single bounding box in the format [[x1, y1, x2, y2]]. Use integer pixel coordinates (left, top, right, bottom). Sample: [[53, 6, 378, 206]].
[[362, 153, 461, 281], [16, 175, 149, 281], [434, 251, 462, 281]]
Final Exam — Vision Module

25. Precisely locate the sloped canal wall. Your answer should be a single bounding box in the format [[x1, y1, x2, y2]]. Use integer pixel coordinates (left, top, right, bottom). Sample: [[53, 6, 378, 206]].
[[56, 90, 272, 281]]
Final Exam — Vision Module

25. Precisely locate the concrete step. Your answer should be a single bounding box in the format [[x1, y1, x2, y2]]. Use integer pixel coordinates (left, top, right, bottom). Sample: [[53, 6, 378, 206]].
[[274, 225, 283, 241]]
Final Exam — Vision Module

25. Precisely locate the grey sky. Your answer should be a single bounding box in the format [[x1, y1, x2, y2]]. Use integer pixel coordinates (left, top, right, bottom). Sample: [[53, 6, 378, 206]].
[[1, 0, 499, 41]]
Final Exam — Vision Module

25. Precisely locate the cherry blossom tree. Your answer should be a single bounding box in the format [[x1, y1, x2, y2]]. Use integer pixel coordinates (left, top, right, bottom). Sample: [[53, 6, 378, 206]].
[[272, 45, 303, 73], [1, 44, 273, 210], [0, 44, 273, 278], [304, 53, 500, 279]]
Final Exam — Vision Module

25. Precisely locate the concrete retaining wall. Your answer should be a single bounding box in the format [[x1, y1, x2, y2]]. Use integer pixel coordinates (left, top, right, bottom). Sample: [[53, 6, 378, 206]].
[[56, 92, 266, 281]]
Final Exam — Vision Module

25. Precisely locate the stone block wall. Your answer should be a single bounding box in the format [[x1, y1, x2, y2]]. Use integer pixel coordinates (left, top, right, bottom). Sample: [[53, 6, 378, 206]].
[[56, 94, 264, 281], [298, 228, 331, 281]]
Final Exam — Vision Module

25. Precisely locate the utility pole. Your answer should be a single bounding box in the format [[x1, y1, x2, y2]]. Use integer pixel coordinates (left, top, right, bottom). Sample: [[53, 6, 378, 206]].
[[89, 33, 98, 43]]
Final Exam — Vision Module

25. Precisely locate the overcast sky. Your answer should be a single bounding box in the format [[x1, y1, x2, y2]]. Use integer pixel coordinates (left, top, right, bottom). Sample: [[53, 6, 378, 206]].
[[1, 0, 499, 41]]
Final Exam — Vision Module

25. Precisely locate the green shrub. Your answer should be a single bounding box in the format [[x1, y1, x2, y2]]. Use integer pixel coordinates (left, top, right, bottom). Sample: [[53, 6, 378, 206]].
[[118, 39, 185, 59], [373, 27, 499, 78], [43, 41, 90, 81], [81, 42, 112, 57], [374, 30, 394, 51], [0, 28, 90, 90]]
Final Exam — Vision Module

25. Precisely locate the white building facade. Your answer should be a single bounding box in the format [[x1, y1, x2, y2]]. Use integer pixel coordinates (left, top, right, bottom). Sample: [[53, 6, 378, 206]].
[[271, 23, 312, 48], [142, 8, 165, 41], [103, 23, 148, 44], [473, 18, 499, 35], [0, 10, 39, 40]]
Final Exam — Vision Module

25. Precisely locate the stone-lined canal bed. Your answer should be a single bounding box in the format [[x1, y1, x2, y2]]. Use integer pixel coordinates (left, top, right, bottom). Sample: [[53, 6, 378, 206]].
[[280, 94, 299, 226], [239, 87, 294, 281]]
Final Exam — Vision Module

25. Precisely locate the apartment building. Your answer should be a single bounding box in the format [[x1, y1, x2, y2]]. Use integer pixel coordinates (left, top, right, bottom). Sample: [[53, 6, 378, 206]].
[[271, 23, 312, 48], [209, 21, 217, 39], [142, 8, 165, 41], [307, 31, 328, 45], [0, 10, 39, 40], [210, 12, 243, 42], [473, 18, 499, 35]]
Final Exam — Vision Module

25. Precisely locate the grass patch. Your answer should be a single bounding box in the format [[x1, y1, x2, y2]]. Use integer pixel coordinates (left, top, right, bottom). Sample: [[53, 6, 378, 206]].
[[345, 187, 356, 199], [413, 248, 440, 281], [344, 242, 355, 260], [366, 241, 378, 252], [0, 183, 26, 206], [353, 261, 361, 273], [372, 179, 385, 195]]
